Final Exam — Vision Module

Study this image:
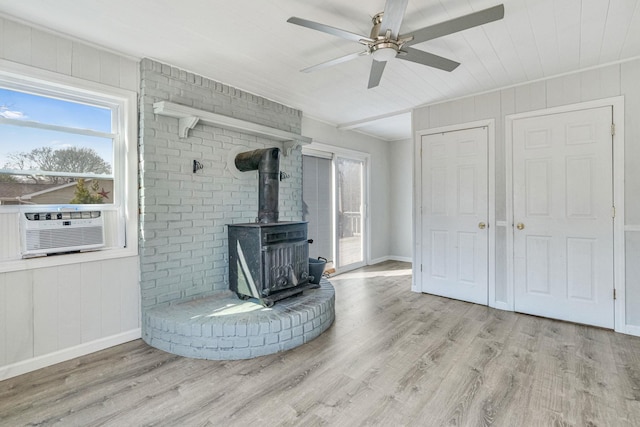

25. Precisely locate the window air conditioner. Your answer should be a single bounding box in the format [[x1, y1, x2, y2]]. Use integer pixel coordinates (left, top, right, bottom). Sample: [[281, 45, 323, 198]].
[[20, 210, 105, 257]]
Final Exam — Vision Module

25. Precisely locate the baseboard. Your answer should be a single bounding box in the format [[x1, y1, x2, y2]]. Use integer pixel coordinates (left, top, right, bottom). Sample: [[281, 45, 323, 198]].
[[389, 256, 412, 263], [369, 255, 413, 265], [489, 301, 512, 311], [0, 328, 141, 381], [622, 324, 640, 337]]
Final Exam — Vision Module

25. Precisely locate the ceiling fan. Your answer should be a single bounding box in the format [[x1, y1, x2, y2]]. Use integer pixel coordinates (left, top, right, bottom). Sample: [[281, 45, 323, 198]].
[[287, 1, 504, 88]]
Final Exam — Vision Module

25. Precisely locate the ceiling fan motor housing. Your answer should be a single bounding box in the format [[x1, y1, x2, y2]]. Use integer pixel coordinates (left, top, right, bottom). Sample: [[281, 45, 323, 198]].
[[370, 12, 400, 61]]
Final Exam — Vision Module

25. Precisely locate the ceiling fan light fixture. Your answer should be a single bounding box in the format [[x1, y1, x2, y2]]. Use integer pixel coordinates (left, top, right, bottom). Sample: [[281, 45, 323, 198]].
[[372, 43, 398, 62]]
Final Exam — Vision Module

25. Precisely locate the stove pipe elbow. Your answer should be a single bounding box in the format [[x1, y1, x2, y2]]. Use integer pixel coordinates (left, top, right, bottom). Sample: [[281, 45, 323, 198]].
[[235, 147, 280, 223]]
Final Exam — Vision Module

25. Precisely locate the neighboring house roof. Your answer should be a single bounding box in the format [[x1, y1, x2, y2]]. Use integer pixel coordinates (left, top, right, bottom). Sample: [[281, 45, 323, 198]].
[[18, 181, 78, 200], [0, 179, 113, 203], [0, 182, 60, 201]]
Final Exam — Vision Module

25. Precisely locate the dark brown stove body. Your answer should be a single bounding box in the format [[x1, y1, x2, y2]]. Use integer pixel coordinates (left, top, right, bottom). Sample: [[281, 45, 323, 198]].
[[228, 221, 315, 306]]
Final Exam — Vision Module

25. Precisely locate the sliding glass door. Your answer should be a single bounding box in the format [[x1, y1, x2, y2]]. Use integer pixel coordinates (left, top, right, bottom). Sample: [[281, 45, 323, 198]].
[[302, 155, 333, 262], [303, 147, 368, 273], [335, 156, 365, 270]]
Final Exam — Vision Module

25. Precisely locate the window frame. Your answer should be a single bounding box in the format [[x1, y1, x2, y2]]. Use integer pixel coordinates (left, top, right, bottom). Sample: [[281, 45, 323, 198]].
[[0, 60, 138, 272]]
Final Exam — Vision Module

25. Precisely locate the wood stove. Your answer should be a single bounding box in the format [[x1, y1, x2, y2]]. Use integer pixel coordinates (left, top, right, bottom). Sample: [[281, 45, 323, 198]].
[[228, 221, 315, 306], [227, 147, 315, 306]]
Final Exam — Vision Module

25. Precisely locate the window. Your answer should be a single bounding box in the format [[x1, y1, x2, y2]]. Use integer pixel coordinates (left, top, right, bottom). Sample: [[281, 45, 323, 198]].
[[0, 84, 117, 206], [0, 61, 137, 264]]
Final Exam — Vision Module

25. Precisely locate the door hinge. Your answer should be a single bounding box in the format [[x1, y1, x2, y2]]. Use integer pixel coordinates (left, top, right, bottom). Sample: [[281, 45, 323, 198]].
[[614, 288, 617, 300], [612, 206, 616, 218], [421, 264, 423, 272], [611, 123, 616, 136]]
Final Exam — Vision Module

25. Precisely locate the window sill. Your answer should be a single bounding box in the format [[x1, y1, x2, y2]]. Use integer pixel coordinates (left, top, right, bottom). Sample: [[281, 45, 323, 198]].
[[0, 246, 138, 274]]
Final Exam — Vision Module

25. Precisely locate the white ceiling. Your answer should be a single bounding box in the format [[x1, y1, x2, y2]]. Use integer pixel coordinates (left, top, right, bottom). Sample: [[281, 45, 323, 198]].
[[0, 0, 639, 141]]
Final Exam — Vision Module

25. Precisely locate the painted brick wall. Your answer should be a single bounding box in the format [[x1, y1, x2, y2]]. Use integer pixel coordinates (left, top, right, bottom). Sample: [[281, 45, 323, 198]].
[[139, 58, 304, 309]]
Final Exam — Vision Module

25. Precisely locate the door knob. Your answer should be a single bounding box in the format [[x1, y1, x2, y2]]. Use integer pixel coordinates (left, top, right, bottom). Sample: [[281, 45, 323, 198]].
[[516, 223, 525, 230], [478, 222, 486, 229]]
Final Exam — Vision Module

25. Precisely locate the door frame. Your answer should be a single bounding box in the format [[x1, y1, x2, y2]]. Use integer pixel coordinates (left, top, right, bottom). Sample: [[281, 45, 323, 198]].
[[505, 97, 625, 332], [302, 142, 371, 274], [413, 119, 496, 306]]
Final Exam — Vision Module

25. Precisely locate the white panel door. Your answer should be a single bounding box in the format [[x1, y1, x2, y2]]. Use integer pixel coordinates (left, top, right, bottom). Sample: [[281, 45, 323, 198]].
[[421, 127, 488, 305], [513, 106, 614, 328]]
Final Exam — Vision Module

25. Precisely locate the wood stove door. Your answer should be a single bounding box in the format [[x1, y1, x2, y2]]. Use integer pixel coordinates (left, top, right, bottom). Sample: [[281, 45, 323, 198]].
[[262, 239, 310, 295]]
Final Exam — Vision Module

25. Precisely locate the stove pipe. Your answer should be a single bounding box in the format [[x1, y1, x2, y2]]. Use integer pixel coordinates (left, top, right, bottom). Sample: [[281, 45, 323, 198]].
[[235, 147, 280, 223]]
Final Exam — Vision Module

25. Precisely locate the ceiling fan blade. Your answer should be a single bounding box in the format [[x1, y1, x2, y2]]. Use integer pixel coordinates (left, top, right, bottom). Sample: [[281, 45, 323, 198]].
[[402, 4, 504, 47], [301, 51, 368, 73], [397, 47, 460, 72], [287, 17, 374, 43], [368, 60, 387, 88], [381, 0, 410, 39]]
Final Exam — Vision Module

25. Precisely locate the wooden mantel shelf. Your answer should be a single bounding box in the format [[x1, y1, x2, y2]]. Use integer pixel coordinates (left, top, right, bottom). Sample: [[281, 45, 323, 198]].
[[153, 101, 311, 155]]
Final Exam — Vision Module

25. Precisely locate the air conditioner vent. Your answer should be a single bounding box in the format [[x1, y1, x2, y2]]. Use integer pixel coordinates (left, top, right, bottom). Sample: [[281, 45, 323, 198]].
[[21, 210, 105, 257]]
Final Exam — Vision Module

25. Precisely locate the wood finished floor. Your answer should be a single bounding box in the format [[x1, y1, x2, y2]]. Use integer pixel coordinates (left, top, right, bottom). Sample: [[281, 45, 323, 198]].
[[2, 261, 640, 426]]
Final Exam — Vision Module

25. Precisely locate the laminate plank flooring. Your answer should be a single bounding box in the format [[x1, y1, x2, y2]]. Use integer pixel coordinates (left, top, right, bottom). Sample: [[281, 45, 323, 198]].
[[2, 261, 640, 426]]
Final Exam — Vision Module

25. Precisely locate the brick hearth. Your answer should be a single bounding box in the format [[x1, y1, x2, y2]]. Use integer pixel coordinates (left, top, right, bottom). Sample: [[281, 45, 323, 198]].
[[142, 279, 335, 359]]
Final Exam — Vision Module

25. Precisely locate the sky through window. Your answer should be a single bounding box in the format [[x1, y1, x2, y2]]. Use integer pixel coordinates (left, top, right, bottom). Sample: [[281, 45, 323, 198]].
[[0, 88, 113, 168]]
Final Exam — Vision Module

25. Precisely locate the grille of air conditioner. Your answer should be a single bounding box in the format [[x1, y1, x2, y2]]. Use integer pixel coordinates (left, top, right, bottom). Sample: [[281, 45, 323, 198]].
[[21, 210, 105, 257]]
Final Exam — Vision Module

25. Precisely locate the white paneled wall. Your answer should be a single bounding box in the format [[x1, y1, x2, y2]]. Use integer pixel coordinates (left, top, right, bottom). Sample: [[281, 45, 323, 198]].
[[388, 139, 413, 261], [412, 58, 640, 333], [0, 17, 138, 92], [0, 212, 19, 260], [1, 270, 32, 367], [0, 16, 140, 380], [621, 58, 640, 330], [0, 257, 140, 379]]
